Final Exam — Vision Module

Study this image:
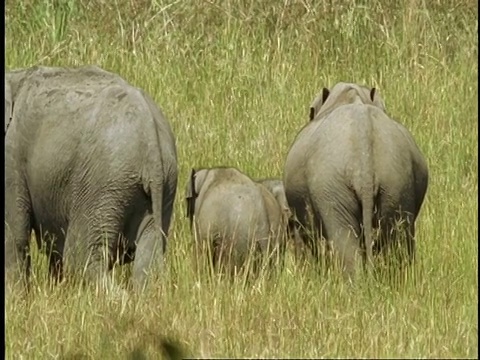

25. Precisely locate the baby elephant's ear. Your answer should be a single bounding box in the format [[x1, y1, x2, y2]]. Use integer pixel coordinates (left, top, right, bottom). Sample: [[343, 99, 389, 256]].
[[185, 168, 197, 200], [370, 88, 386, 111], [309, 87, 330, 121], [185, 168, 197, 221], [5, 80, 13, 135]]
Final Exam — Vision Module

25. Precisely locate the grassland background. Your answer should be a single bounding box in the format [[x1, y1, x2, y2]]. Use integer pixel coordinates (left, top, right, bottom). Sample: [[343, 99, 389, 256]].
[[5, 0, 478, 358]]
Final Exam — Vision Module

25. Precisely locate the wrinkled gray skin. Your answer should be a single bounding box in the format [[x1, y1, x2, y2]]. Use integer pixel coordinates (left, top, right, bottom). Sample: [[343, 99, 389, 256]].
[[5, 65, 178, 292], [185, 167, 287, 276], [284, 82, 429, 280]]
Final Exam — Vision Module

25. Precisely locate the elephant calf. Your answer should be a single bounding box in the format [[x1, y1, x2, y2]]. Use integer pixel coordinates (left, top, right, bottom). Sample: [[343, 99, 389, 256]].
[[185, 167, 288, 276], [284, 82, 429, 280], [255, 178, 306, 259], [5, 65, 178, 292]]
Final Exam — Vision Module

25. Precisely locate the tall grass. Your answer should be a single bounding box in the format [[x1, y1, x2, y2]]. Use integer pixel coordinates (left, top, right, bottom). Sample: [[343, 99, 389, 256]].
[[5, 0, 478, 358]]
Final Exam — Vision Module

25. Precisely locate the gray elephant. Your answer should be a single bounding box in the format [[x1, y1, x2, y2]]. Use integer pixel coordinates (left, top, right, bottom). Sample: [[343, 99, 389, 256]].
[[5, 65, 178, 292], [284, 82, 429, 280], [255, 179, 290, 216], [255, 178, 306, 259], [185, 167, 287, 276]]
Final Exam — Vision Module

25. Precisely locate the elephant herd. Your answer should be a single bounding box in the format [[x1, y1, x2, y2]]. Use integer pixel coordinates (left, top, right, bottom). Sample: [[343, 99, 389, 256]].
[[4, 65, 429, 293]]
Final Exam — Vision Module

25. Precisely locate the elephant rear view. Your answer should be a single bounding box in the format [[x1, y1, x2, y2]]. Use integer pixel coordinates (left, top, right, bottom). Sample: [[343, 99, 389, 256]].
[[5, 65, 178, 292], [284, 82, 428, 280], [185, 167, 287, 276]]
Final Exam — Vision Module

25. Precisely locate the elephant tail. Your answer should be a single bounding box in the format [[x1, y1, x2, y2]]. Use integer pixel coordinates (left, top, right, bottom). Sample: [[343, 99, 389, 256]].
[[141, 92, 178, 252], [361, 189, 374, 268], [142, 142, 177, 255]]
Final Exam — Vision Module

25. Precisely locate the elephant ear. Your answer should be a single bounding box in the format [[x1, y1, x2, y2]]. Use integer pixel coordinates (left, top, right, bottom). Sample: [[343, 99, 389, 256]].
[[185, 168, 197, 200], [185, 168, 197, 222], [370, 87, 386, 112], [309, 87, 330, 121], [185, 169, 209, 226], [5, 80, 13, 135], [192, 169, 209, 196]]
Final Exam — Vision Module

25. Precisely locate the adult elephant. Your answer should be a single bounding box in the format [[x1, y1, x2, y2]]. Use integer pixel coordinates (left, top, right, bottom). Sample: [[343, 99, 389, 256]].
[[284, 82, 428, 280], [5, 65, 178, 292]]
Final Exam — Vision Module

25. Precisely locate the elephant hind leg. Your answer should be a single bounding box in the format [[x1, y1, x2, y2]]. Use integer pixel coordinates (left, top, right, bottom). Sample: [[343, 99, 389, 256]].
[[328, 227, 362, 282], [392, 212, 416, 271], [131, 214, 165, 292], [213, 236, 239, 277], [62, 210, 124, 288], [405, 216, 416, 265], [376, 185, 418, 269], [34, 229, 65, 284], [286, 194, 318, 258], [129, 178, 175, 292], [312, 190, 362, 279], [5, 188, 34, 289], [376, 213, 415, 284]]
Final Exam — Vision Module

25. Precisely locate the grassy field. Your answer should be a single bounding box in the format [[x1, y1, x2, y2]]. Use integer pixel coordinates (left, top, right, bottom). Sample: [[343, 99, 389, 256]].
[[5, 0, 478, 358]]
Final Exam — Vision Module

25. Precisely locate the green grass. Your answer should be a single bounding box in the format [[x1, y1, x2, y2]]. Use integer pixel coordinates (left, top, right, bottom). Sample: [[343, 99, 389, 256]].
[[5, 0, 478, 358]]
